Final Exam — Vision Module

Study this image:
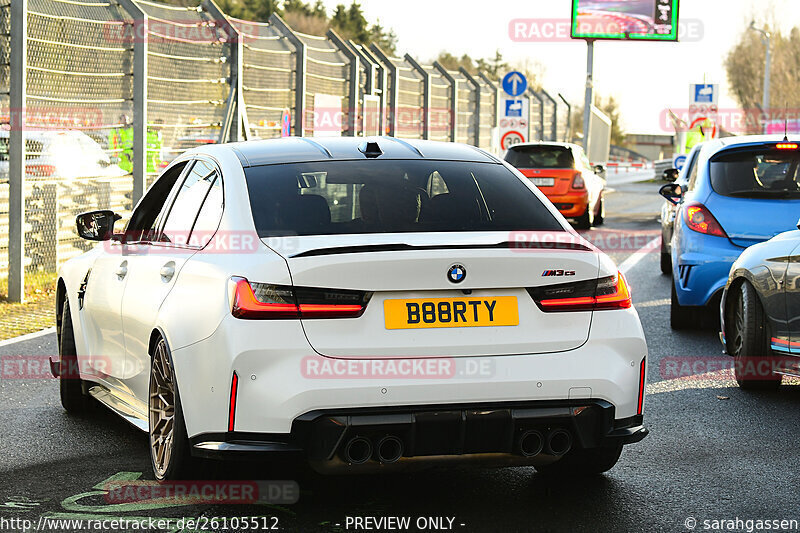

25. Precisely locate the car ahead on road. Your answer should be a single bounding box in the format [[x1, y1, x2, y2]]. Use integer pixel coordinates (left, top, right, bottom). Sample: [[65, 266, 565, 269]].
[[659, 136, 800, 330], [659, 143, 704, 275], [0, 129, 126, 180], [54, 137, 647, 481], [720, 224, 800, 390], [504, 142, 606, 229]]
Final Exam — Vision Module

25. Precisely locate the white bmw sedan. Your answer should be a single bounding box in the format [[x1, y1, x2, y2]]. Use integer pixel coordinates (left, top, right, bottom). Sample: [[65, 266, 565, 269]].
[[53, 137, 648, 480]]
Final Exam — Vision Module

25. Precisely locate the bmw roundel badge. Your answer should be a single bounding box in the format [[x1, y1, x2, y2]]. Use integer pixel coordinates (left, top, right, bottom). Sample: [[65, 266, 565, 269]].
[[447, 264, 466, 284]]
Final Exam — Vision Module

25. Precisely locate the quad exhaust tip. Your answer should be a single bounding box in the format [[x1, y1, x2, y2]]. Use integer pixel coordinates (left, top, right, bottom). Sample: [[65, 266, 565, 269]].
[[374, 435, 404, 464], [518, 430, 545, 457], [546, 429, 573, 456], [342, 436, 372, 465]]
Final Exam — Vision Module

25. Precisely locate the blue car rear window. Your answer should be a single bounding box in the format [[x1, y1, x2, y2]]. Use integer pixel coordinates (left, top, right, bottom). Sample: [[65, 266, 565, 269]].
[[710, 148, 800, 199]]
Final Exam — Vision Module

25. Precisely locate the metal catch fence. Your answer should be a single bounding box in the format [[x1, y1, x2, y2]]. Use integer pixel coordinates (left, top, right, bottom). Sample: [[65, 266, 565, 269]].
[[1, 0, 571, 303]]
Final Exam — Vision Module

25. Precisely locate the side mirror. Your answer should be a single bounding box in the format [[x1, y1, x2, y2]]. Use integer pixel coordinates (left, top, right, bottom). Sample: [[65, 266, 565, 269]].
[[76, 210, 121, 241], [662, 168, 680, 182], [659, 183, 683, 206], [797, 217, 800, 231], [593, 164, 607, 180]]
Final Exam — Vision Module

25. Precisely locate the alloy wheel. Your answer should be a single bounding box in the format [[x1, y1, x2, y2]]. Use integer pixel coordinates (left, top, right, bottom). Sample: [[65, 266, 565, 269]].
[[149, 338, 175, 479]]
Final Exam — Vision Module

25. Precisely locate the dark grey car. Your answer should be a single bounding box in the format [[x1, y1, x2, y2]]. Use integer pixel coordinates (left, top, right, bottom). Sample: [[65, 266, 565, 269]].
[[720, 225, 800, 389]]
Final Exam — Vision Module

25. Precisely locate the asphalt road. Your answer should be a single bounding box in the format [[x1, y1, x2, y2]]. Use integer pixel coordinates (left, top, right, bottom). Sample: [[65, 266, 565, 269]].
[[2, 177, 800, 533]]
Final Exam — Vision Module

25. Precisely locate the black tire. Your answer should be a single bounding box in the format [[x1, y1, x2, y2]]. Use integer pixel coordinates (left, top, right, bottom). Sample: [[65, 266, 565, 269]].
[[593, 196, 605, 226], [660, 240, 672, 275], [59, 300, 89, 413], [670, 282, 705, 330], [574, 205, 593, 230], [660, 252, 672, 275], [536, 445, 623, 476], [149, 336, 198, 480], [728, 282, 781, 391]]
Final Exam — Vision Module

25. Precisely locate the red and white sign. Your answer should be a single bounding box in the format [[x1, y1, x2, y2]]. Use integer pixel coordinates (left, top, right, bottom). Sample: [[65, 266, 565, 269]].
[[501, 130, 525, 150]]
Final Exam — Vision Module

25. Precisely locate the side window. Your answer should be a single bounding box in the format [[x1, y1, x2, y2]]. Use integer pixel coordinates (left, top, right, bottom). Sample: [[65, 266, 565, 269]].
[[125, 161, 188, 242], [687, 155, 701, 191], [160, 159, 220, 245], [190, 170, 223, 242]]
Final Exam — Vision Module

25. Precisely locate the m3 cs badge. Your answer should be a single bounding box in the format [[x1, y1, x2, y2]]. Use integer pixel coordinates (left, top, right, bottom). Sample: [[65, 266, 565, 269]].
[[542, 270, 576, 277]]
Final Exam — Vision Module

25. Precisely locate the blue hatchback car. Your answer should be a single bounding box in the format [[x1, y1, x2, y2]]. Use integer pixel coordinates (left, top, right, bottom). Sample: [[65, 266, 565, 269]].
[[660, 135, 800, 329]]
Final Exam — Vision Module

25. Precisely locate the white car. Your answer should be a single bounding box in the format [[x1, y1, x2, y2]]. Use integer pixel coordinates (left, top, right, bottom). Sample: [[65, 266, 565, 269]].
[[0, 130, 126, 180], [53, 137, 648, 480]]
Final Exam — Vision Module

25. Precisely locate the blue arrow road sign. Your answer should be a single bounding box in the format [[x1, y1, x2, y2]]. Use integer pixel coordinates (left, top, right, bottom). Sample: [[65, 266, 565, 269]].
[[673, 154, 687, 171], [502, 71, 528, 97]]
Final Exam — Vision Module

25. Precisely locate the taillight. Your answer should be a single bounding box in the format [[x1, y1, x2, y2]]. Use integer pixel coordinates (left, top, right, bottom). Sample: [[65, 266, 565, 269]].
[[230, 277, 371, 319], [528, 272, 632, 312], [571, 172, 585, 189], [776, 143, 798, 150], [683, 202, 726, 237]]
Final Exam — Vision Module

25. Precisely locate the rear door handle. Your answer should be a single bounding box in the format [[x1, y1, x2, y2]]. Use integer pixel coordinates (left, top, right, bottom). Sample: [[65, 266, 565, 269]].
[[115, 262, 128, 279], [160, 263, 175, 282]]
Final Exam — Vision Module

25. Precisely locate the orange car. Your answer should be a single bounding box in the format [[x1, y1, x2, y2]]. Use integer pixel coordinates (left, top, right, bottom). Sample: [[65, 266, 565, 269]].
[[504, 142, 606, 229]]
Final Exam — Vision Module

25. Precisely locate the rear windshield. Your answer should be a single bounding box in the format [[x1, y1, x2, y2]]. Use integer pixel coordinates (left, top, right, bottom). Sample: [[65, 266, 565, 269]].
[[504, 145, 574, 169], [710, 148, 800, 199], [244, 160, 563, 237]]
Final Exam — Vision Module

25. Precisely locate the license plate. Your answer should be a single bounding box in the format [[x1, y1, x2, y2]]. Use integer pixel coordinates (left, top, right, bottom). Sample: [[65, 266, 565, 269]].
[[531, 177, 555, 187], [384, 297, 519, 330]]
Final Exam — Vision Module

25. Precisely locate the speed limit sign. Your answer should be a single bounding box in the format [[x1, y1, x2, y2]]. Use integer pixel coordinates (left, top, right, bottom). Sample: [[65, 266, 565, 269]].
[[501, 130, 525, 150]]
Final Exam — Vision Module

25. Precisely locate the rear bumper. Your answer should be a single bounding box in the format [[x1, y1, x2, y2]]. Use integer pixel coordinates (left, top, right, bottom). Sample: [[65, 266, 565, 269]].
[[171, 307, 647, 442], [190, 399, 647, 472], [543, 192, 589, 218], [673, 231, 743, 307]]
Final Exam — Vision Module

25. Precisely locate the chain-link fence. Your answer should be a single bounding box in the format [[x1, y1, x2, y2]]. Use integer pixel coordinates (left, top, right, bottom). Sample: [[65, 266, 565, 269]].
[[2, 0, 571, 310], [232, 17, 294, 139]]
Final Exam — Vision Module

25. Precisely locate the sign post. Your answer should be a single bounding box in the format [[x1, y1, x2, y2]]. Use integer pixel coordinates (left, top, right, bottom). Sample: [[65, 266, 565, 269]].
[[499, 71, 529, 151], [582, 40, 594, 152]]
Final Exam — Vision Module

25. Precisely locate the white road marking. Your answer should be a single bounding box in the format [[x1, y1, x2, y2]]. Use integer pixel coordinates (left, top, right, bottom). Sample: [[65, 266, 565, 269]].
[[0, 327, 57, 347], [618, 237, 661, 275]]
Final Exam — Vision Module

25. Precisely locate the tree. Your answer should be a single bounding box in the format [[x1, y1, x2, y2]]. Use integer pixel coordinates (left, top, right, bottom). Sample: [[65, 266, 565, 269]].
[[214, 0, 279, 20], [434, 51, 476, 73], [330, 3, 397, 54], [725, 24, 800, 133], [368, 22, 397, 56], [476, 49, 508, 79]]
